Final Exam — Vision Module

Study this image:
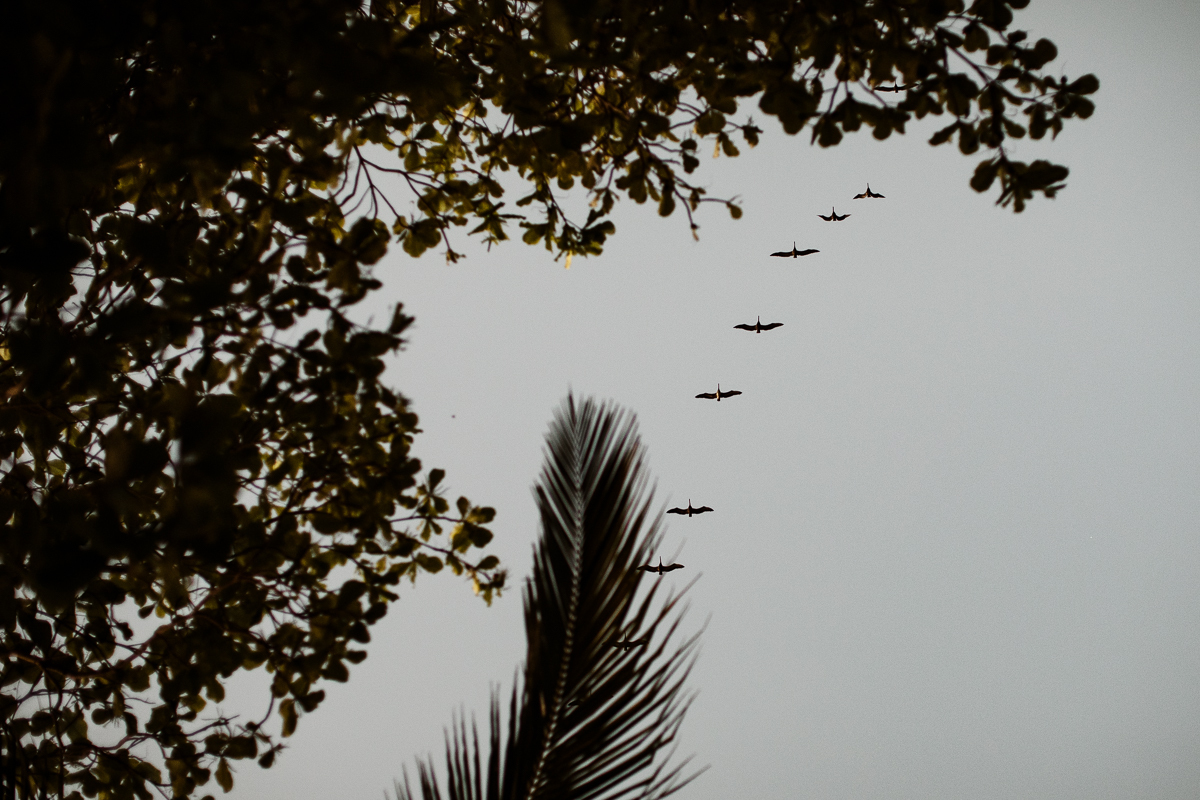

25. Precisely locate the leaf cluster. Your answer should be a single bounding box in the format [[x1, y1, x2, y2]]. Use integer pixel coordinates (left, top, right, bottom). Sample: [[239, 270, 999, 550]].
[[397, 395, 701, 800], [2, 2, 503, 797]]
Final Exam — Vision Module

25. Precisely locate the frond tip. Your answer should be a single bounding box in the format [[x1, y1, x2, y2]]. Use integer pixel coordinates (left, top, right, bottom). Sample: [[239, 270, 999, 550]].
[[395, 394, 704, 800]]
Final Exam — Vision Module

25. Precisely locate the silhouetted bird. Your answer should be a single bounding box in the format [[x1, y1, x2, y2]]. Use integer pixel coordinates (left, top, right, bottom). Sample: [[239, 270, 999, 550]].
[[609, 636, 650, 651], [666, 500, 713, 516], [734, 316, 783, 333], [637, 557, 685, 575], [853, 184, 885, 199], [695, 385, 741, 401], [770, 242, 819, 258], [818, 207, 851, 221], [876, 84, 913, 93]]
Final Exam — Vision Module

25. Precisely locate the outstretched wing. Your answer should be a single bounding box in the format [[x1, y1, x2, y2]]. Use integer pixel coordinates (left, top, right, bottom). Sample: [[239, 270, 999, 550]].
[[693, 506, 714, 514], [760, 322, 784, 330], [869, 188, 885, 198], [733, 324, 756, 331], [635, 565, 654, 572], [818, 213, 833, 221], [769, 250, 792, 257], [665, 507, 687, 515], [721, 390, 742, 398], [663, 564, 685, 572], [695, 392, 718, 399], [796, 249, 819, 256], [853, 190, 869, 199], [835, 212, 851, 220]]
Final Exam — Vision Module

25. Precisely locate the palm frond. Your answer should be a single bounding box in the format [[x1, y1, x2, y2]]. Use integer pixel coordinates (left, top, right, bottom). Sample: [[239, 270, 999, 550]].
[[395, 394, 703, 800]]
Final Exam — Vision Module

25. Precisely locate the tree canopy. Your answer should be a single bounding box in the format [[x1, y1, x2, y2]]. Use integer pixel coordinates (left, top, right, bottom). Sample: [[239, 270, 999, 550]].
[[0, 0, 1095, 798]]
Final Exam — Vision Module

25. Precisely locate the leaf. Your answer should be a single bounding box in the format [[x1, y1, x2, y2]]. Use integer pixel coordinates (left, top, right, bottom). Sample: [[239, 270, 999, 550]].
[[216, 759, 233, 793], [397, 395, 702, 800], [280, 700, 297, 738], [1067, 74, 1100, 94]]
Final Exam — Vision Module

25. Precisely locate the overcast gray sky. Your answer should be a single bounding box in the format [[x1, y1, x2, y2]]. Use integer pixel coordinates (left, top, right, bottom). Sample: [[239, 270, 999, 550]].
[[230, 2, 1200, 798]]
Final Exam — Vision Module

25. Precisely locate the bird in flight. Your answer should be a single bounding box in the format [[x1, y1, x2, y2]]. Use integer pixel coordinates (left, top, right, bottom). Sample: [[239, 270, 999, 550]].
[[818, 207, 851, 221], [609, 636, 650, 651], [637, 557, 685, 575], [876, 84, 913, 93], [695, 385, 742, 401], [734, 316, 783, 333], [853, 184, 885, 198], [770, 242, 819, 258], [666, 500, 713, 516]]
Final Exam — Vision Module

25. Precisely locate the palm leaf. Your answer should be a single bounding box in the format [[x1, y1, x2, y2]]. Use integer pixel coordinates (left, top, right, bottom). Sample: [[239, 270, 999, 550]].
[[395, 394, 703, 800]]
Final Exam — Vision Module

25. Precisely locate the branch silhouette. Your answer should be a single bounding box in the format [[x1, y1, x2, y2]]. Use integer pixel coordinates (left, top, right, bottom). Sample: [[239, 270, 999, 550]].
[[394, 395, 704, 800]]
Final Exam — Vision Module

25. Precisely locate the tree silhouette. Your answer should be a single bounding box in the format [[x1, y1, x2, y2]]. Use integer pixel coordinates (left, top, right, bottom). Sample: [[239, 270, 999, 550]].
[[396, 396, 703, 800]]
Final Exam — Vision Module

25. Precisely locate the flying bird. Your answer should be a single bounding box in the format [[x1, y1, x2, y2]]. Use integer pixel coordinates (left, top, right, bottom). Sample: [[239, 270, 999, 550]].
[[876, 84, 913, 93], [666, 500, 713, 516], [770, 242, 819, 258], [818, 207, 851, 221], [609, 636, 650, 651], [853, 184, 886, 199], [695, 385, 742, 401], [637, 557, 685, 575], [734, 316, 783, 333]]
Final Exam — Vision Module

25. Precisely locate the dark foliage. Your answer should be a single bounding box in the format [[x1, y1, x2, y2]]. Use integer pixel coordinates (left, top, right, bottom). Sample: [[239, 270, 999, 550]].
[[397, 395, 701, 800]]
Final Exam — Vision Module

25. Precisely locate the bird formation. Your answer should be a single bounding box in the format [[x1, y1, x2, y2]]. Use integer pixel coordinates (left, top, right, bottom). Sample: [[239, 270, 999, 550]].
[[617, 182, 888, 651]]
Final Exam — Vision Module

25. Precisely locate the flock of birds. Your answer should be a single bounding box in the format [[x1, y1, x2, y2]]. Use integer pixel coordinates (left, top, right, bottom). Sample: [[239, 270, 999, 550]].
[[611, 182, 889, 651]]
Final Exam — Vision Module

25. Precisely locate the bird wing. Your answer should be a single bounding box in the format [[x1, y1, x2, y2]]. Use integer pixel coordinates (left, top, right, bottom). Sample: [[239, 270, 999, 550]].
[[694, 506, 714, 513], [665, 507, 686, 514], [664, 564, 684, 571], [854, 190, 868, 199], [722, 390, 742, 397], [818, 213, 833, 221], [635, 565, 653, 572], [769, 250, 791, 257], [870, 189, 885, 198], [733, 324, 755, 331], [797, 249, 819, 256], [835, 212, 851, 220], [760, 322, 784, 330], [695, 392, 717, 399]]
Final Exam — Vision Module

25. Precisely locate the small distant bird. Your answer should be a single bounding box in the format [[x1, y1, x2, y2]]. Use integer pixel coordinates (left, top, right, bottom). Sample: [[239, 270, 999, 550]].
[[609, 636, 650, 651], [695, 385, 741, 402], [666, 500, 713, 516], [876, 84, 913, 93], [853, 184, 885, 199], [637, 557, 685, 575], [770, 242, 819, 258], [818, 207, 851, 221], [734, 316, 783, 333]]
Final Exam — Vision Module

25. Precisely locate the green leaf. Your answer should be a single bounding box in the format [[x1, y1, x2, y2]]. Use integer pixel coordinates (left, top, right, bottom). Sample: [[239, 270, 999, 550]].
[[216, 759, 233, 793], [279, 700, 297, 738]]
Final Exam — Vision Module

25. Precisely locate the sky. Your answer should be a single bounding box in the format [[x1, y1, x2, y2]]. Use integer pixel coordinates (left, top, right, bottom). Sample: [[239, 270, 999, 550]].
[[230, 2, 1200, 799]]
